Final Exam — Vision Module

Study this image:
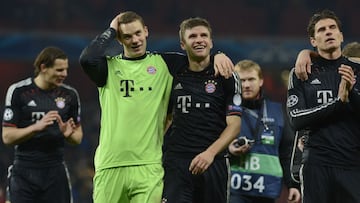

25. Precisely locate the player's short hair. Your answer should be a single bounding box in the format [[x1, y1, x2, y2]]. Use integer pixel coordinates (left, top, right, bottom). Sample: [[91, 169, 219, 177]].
[[116, 11, 146, 41], [179, 17, 212, 42], [118, 11, 145, 27], [33, 46, 67, 76], [235, 59, 263, 79], [307, 9, 342, 38], [343, 42, 360, 58]]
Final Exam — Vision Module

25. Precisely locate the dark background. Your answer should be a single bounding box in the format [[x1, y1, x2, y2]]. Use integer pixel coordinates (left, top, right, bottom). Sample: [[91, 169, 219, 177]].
[[0, 0, 359, 202]]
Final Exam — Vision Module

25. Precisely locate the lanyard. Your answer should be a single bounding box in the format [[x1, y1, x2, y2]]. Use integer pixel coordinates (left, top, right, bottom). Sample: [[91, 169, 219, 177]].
[[242, 100, 268, 143]]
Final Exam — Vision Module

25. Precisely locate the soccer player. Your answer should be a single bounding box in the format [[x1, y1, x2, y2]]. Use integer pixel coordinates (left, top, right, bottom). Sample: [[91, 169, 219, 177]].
[[2, 46, 83, 203], [290, 41, 360, 191], [79, 11, 234, 203], [162, 17, 242, 203], [287, 9, 360, 203]]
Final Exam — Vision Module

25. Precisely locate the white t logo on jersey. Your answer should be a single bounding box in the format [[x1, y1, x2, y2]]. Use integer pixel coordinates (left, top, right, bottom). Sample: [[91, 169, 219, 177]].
[[177, 95, 191, 113], [317, 90, 333, 104]]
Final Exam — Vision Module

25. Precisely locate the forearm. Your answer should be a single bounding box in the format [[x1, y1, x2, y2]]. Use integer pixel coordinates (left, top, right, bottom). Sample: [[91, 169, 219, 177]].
[[280, 152, 300, 189], [79, 28, 116, 86], [289, 97, 346, 130], [287, 69, 346, 130], [279, 123, 299, 189], [80, 28, 116, 60], [2, 125, 37, 145], [206, 116, 241, 156]]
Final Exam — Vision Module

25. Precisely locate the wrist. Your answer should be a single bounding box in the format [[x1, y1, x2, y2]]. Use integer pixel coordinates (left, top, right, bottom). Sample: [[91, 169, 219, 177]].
[[215, 51, 224, 55]]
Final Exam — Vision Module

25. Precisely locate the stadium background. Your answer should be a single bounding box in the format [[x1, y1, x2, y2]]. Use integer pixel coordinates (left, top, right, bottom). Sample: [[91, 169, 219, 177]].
[[0, 0, 359, 202]]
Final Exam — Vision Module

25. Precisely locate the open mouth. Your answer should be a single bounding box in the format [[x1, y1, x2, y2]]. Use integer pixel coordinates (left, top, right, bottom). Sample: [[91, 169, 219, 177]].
[[57, 79, 65, 83], [194, 45, 205, 50]]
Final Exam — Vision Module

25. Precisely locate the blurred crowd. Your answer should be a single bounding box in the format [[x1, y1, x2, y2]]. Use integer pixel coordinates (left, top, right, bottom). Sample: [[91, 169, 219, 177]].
[[1, 0, 359, 37]]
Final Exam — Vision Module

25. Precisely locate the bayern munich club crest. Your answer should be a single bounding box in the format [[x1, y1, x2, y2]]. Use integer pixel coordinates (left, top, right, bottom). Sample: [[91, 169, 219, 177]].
[[147, 66, 157, 74], [55, 97, 66, 109], [205, 80, 217, 93]]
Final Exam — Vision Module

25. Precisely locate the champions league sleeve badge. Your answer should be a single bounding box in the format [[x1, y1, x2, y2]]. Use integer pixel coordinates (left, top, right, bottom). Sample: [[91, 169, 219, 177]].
[[287, 95, 298, 108], [3, 108, 14, 121]]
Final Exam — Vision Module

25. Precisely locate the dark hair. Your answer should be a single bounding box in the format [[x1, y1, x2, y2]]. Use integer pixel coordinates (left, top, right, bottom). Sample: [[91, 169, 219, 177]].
[[307, 9, 342, 38], [33, 46, 67, 76], [179, 17, 212, 42]]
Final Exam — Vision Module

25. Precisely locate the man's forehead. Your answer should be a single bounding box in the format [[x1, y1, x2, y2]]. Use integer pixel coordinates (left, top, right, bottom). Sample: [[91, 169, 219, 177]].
[[119, 20, 144, 34], [315, 18, 337, 29]]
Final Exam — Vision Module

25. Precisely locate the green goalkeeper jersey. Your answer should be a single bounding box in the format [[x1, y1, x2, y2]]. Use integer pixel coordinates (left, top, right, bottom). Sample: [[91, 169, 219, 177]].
[[94, 53, 173, 171]]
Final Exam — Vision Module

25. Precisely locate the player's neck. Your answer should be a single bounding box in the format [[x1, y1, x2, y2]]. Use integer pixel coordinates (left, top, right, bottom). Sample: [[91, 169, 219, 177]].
[[188, 56, 210, 72], [318, 48, 342, 60], [34, 76, 52, 90]]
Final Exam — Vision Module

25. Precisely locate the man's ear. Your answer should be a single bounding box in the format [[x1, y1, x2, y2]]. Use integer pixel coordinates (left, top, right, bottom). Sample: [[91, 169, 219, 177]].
[[144, 26, 149, 38], [340, 32, 344, 43], [40, 63, 47, 73], [180, 41, 185, 51], [310, 37, 317, 48], [259, 78, 264, 88]]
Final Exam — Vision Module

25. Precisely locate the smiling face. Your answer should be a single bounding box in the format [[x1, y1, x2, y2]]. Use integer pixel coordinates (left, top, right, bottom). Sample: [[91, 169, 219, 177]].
[[41, 58, 69, 89], [118, 19, 148, 58], [33, 47, 69, 90], [180, 25, 213, 62], [310, 18, 343, 56]]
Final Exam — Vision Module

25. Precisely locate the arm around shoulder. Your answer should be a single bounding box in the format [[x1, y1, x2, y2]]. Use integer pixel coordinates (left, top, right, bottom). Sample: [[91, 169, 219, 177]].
[[213, 52, 234, 79], [294, 49, 318, 81]]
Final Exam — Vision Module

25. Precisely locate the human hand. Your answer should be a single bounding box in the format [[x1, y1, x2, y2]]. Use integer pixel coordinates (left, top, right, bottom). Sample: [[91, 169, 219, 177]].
[[338, 64, 355, 102], [287, 188, 301, 203], [297, 136, 304, 152], [189, 150, 215, 175], [32, 110, 59, 132], [338, 64, 355, 90], [57, 117, 76, 138], [110, 14, 122, 31], [295, 49, 313, 81], [338, 79, 349, 102], [214, 53, 234, 79], [228, 138, 251, 156]]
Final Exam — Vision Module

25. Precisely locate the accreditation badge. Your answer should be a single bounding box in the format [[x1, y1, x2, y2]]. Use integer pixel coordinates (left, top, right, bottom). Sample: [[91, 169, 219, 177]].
[[261, 130, 274, 145]]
